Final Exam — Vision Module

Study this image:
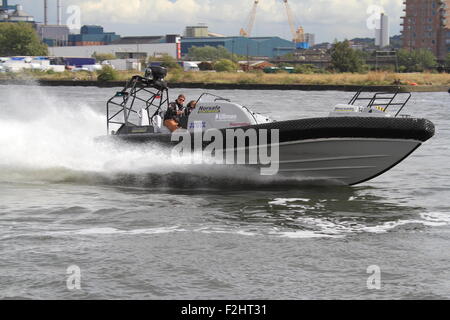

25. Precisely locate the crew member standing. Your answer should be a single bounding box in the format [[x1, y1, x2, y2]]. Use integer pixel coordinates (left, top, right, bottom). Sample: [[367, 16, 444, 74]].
[[164, 94, 186, 132]]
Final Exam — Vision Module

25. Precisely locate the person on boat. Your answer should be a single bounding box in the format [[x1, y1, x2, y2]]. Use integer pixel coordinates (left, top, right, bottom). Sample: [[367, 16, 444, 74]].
[[178, 100, 197, 129], [164, 94, 186, 132], [184, 100, 197, 116]]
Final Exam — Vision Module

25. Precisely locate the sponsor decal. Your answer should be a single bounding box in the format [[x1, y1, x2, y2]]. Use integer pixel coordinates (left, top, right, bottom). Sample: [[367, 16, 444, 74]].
[[229, 122, 251, 127], [198, 106, 221, 114], [189, 121, 206, 129], [334, 107, 357, 112], [215, 114, 237, 121]]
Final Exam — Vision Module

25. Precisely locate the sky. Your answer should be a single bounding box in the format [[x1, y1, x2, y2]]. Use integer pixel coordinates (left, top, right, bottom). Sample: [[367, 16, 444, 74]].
[[9, 0, 404, 43]]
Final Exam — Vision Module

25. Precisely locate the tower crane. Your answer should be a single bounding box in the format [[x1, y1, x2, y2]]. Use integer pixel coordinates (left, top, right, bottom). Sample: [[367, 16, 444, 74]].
[[240, 0, 259, 37], [283, 0, 307, 48]]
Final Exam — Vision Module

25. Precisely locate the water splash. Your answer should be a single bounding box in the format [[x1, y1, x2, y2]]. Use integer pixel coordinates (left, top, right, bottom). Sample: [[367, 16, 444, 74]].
[[0, 85, 327, 188]]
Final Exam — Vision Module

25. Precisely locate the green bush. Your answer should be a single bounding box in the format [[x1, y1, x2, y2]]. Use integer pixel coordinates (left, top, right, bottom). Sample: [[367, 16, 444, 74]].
[[198, 61, 214, 71], [97, 66, 119, 82], [397, 49, 437, 72], [214, 59, 238, 72], [293, 64, 316, 74], [330, 40, 365, 73], [148, 54, 182, 71], [445, 54, 450, 69]]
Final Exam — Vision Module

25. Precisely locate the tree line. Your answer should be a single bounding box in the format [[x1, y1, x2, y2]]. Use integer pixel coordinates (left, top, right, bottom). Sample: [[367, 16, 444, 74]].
[[1, 23, 449, 74], [0, 23, 48, 56], [181, 41, 450, 74]]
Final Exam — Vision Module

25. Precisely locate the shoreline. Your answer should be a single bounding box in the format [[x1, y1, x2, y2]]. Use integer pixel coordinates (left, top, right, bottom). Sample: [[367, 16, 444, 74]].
[[0, 79, 448, 92]]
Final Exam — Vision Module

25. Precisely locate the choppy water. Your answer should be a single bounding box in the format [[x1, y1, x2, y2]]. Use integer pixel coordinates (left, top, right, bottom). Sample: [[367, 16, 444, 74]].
[[0, 84, 449, 300]]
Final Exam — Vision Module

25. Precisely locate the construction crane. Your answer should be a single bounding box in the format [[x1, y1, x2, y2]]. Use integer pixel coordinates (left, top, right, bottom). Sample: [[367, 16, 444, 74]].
[[240, 0, 259, 37], [283, 0, 308, 49]]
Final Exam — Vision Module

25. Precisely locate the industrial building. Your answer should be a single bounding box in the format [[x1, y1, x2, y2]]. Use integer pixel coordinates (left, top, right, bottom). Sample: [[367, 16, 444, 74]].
[[375, 13, 390, 48], [304, 33, 315, 48], [49, 31, 181, 60], [0, 0, 34, 23], [185, 25, 209, 38], [68, 25, 120, 46], [181, 36, 296, 59], [49, 34, 294, 60], [111, 34, 180, 45], [38, 0, 69, 47], [49, 42, 178, 60], [38, 24, 70, 46], [401, 0, 450, 60]]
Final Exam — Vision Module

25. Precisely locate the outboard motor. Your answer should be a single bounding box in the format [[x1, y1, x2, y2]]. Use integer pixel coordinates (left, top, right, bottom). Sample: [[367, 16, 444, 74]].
[[144, 65, 168, 91]]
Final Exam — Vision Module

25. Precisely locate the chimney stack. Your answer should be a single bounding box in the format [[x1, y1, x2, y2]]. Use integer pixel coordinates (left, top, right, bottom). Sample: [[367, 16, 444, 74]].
[[44, 0, 48, 25], [57, 0, 61, 25]]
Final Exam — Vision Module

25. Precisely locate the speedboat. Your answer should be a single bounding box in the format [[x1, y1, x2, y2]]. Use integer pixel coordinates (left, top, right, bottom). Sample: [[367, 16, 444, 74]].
[[104, 66, 435, 185]]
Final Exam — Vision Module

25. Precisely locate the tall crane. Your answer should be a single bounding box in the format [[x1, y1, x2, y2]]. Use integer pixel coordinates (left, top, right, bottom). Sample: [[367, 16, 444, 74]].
[[283, 0, 308, 49], [240, 0, 259, 37]]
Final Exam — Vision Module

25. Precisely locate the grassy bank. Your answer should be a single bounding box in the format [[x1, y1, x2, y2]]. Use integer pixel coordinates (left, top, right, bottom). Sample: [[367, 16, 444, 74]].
[[0, 70, 449, 86], [168, 71, 450, 86]]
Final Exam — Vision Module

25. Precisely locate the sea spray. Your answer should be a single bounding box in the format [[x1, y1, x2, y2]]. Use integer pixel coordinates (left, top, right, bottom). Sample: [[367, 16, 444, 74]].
[[0, 85, 178, 174], [0, 85, 297, 187]]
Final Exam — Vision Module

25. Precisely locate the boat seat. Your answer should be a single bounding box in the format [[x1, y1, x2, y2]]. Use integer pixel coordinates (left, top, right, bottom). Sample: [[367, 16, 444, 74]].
[[151, 114, 171, 134]]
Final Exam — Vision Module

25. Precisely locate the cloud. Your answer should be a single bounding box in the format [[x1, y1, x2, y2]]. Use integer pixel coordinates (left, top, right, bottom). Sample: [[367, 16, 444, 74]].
[[78, 0, 203, 23], [17, 0, 404, 42]]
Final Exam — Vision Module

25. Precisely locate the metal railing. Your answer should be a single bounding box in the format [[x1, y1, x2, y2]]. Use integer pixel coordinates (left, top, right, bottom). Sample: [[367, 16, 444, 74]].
[[106, 75, 169, 134], [348, 89, 412, 117]]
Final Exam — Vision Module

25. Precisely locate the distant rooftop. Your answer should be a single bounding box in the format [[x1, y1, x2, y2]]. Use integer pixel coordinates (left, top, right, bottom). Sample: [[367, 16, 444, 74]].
[[111, 36, 165, 45]]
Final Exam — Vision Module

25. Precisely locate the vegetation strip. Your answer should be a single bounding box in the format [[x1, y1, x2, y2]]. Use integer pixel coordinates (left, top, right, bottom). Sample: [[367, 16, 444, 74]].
[[0, 78, 447, 92]]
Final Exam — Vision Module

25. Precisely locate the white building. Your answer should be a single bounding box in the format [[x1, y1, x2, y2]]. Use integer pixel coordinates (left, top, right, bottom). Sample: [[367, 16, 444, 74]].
[[375, 13, 390, 48], [49, 43, 178, 60]]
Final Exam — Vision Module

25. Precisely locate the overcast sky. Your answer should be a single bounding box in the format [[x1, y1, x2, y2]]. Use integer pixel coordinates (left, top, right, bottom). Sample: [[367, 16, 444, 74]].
[[11, 0, 404, 43]]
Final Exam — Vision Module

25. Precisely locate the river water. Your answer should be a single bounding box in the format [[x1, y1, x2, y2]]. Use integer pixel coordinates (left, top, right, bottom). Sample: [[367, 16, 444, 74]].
[[0, 84, 449, 299]]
